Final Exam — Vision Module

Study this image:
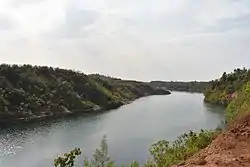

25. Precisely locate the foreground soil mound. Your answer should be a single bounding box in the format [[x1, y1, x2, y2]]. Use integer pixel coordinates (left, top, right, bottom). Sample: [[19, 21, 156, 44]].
[[174, 114, 250, 167]]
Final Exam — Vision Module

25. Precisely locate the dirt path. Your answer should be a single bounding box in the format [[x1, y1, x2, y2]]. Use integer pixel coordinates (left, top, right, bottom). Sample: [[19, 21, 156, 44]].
[[173, 114, 250, 167]]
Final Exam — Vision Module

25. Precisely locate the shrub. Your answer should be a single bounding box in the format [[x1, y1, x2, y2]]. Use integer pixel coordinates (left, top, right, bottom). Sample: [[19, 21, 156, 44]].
[[149, 130, 218, 167], [54, 130, 218, 167]]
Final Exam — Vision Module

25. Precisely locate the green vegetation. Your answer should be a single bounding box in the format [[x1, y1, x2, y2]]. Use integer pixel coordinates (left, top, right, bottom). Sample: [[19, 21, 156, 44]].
[[54, 130, 218, 167], [150, 81, 208, 93], [54, 148, 82, 167], [54, 67, 250, 167], [54, 136, 114, 167], [226, 82, 250, 122], [0, 64, 170, 123], [204, 68, 250, 106], [5, 64, 249, 166], [149, 130, 218, 167], [204, 68, 250, 122]]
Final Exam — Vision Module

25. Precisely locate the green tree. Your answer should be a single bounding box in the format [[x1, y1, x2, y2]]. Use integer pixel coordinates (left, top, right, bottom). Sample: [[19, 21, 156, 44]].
[[92, 135, 113, 167], [54, 148, 82, 167]]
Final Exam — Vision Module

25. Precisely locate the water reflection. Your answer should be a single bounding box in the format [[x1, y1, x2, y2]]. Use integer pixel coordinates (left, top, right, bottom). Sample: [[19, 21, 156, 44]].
[[0, 92, 225, 167]]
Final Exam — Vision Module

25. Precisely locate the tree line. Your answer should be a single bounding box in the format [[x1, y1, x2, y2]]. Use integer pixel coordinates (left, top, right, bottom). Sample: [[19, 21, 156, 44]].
[[0, 64, 170, 123]]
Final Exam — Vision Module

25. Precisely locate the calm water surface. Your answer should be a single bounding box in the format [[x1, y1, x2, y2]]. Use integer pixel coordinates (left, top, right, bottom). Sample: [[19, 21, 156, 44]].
[[0, 92, 225, 167]]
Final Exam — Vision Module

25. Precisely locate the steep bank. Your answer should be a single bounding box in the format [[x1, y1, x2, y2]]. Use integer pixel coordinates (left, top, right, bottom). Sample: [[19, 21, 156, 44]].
[[0, 64, 170, 123], [174, 68, 250, 167], [204, 68, 250, 121], [204, 68, 249, 106], [175, 113, 250, 167]]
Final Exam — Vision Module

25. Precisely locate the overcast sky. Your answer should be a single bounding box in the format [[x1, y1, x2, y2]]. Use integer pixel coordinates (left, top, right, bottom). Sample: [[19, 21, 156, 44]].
[[0, 0, 249, 81]]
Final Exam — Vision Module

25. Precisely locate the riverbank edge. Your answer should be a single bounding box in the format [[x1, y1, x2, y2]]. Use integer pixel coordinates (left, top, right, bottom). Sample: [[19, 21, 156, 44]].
[[0, 91, 171, 125], [173, 113, 250, 167], [172, 83, 250, 166]]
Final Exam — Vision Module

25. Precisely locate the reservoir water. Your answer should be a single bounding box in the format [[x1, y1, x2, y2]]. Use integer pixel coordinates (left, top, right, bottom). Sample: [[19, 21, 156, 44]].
[[0, 92, 225, 167]]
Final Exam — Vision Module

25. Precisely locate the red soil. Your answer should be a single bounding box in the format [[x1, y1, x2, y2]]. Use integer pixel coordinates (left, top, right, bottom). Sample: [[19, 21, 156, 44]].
[[173, 114, 250, 167]]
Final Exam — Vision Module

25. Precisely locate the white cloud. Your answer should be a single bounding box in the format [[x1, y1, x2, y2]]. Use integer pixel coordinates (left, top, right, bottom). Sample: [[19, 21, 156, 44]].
[[0, 0, 250, 81]]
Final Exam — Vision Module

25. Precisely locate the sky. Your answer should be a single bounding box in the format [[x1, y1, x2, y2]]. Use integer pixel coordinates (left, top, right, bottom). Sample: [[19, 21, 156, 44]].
[[0, 0, 249, 81]]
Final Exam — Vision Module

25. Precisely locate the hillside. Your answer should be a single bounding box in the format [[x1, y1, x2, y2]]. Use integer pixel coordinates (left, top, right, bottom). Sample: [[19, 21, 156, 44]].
[[150, 81, 208, 93], [173, 68, 250, 167], [204, 68, 250, 106], [51, 68, 250, 167], [174, 114, 250, 167], [0, 64, 170, 123]]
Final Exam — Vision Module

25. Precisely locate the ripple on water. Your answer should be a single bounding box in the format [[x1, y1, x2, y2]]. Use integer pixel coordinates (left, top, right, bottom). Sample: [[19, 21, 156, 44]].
[[0, 92, 225, 167]]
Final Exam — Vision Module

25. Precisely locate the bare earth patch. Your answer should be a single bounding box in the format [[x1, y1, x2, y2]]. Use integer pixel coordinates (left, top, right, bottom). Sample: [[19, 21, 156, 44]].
[[173, 114, 250, 167]]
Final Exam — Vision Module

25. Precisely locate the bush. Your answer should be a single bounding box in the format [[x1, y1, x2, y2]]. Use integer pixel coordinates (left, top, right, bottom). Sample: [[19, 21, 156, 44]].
[[54, 130, 218, 167], [149, 130, 218, 167], [226, 82, 250, 122]]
